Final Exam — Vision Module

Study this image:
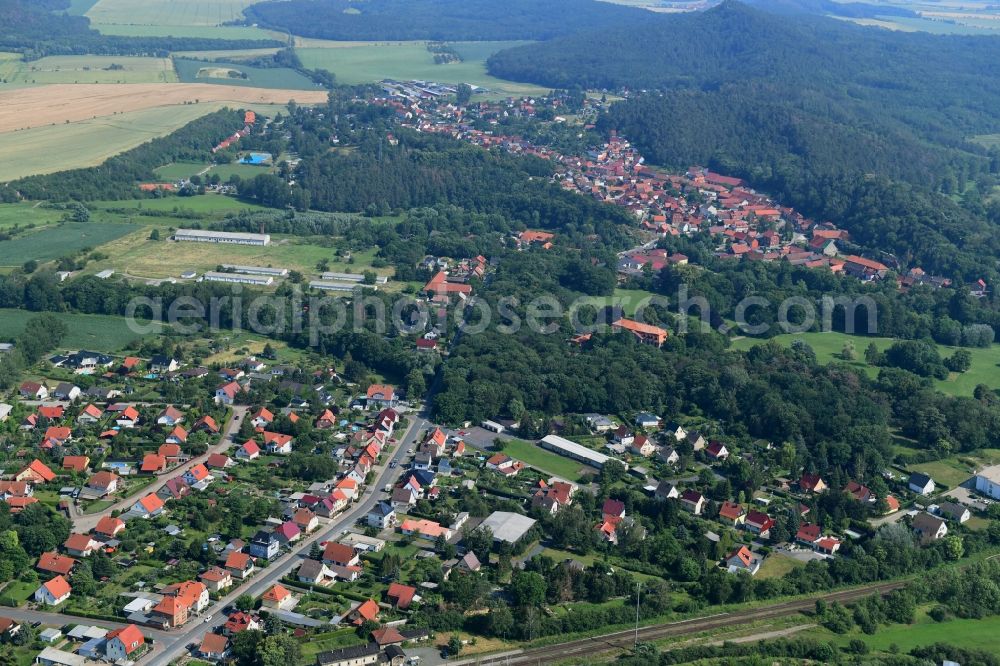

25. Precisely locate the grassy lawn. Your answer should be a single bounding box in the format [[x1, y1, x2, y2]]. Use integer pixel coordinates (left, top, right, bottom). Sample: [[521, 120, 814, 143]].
[[0, 202, 67, 230], [730, 331, 1000, 397], [0, 580, 36, 606], [297, 628, 365, 663], [909, 459, 973, 490], [803, 609, 1000, 653], [154, 161, 211, 180], [612, 288, 663, 318], [295, 40, 549, 96], [756, 553, 804, 580], [88, 193, 272, 216], [8, 56, 176, 84], [0, 222, 138, 267], [0, 308, 162, 350], [501, 439, 591, 481]]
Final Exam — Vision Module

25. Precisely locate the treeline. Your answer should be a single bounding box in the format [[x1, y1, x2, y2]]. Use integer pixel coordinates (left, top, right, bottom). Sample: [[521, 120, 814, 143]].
[[0, 313, 66, 389], [0, 109, 247, 195], [0, 0, 280, 59], [244, 0, 646, 41], [486, 1, 1000, 277]]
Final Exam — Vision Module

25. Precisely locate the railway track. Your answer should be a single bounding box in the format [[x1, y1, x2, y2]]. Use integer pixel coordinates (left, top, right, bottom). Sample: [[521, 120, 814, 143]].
[[473, 581, 907, 665]]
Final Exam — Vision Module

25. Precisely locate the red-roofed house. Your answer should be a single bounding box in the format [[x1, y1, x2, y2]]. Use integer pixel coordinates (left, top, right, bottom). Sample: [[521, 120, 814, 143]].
[[93, 516, 125, 539], [718, 501, 745, 525], [64, 533, 100, 557], [386, 582, 417, 610], [796, 523, 821, 545], [224, 551, 254, 580], [611, 318, 668, 347], [106, 624, 145, 661], [348, 599, 380, 626], [62, 456, 90, 473], [798, 473, 826, 494], [37, 551, 76, 576], [86, 471, 121, 496], [236, 440, 260, 461], [745, 511, 775, 538], [261, 584, 295, 611], [140, 454, 167, 474], [35, 575, 71, 605], [16, 459, 55, 484], [130, 493, 165, 519]]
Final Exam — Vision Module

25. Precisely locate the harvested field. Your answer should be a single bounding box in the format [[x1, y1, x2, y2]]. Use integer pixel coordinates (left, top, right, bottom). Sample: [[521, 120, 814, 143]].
[[0, 83, 328, 134]]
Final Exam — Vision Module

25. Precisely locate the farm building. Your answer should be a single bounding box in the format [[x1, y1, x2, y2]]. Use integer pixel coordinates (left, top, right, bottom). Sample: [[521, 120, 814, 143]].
[[173, 229, 270, 246], [321, 272, 389, 285], [309, 280, 377, 292], [540, 434, 625, 470], [220, 265, 289, 277], [201, 272, 274, 286]]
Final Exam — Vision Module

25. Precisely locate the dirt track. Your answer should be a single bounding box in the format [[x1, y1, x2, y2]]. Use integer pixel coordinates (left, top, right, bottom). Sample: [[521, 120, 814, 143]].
[[0, 83, 328, 133]]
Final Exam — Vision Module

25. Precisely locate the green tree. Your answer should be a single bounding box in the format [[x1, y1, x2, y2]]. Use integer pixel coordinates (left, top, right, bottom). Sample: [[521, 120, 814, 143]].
[[509, 571, 546, 607]]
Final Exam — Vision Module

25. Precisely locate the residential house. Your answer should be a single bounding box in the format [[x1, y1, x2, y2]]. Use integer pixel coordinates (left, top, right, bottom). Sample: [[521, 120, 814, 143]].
[[149, 596, 189, 629], [192, 415, 220, 434], [206, 453, 234, 470], [93, 516, 125, 539], [140, 453, 168, 474], [912, 513, 948, 544], [686, 431, 706, 451], [263, 431, 293, 455], [250, 407, 274, 429], [261, 584, 296, 611], [156, 405, 184, 426], [485, 453, 524, 477], [19, 381, 47, 400], [274, 522, 300, 545], [37, 552, 76, 577], [129, 493, 165, 519], [658, 447, 679, 466], [845, 481, 874, 503], [655, 480, 679, 501], [63, 533, 100, 557], [62, 456, 90, 473], [35, 576, 71, 606], [215, 382, 241, 405], [634, 412, 661, 429], [164, 427, 188, 447], [246, 530, 280, 560], [86, 471, 121, 497], [76, 404, 102, 424], [105, 625, 144, 662], [348, 599, 380, 626], [236, 440, 261, 461], [386, 583, 417, 610], [679, 490, 705, 515], [796, 523, 822, 546], [224, 551, 255, 579], [297, 559, 336, 586], [937, 501, 971, 523], [16, 459, 55, 484], [315, 409, 337, 429], [367, 502, 397, 529], [745, 511, 775, 538], [198, 633, 229, 662], [322, 543, 360, 568], [52, 383, 81, 401], [365, 384, 397, 409], [705, 441, 729, 461], [183, 463, 214, 490], [799, 473, 827, 494], [158, 477, 191, 501], [629, 435, 656, 457], [150, 355, 180, 373], [725, 546, 761, 576], [611, 425, 634, 447], [223, 612, 260, 636], [199, 567, 233, 593], [908, 472, 936, 496], [116, 406, 140, 429], [718, 501, 746, 526]]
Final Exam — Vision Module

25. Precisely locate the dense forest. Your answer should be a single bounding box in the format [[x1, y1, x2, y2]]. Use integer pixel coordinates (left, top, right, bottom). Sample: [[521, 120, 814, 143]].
[[0, 0, 281, 58], [243, 0, 645, 41], [487, 2, 1000, 276]]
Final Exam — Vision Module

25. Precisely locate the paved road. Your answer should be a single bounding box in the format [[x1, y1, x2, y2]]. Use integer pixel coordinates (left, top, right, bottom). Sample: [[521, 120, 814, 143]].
[[72, 407, 248, 533], [143, 413, 428, 666]]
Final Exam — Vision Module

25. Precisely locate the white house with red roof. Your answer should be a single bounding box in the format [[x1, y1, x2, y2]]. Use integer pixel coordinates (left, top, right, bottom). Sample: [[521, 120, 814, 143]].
[[235, 440, 260, 461]]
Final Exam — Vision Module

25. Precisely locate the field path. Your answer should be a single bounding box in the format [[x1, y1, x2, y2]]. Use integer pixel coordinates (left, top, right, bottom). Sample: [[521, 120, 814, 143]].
[[0, 83, 327, 133]]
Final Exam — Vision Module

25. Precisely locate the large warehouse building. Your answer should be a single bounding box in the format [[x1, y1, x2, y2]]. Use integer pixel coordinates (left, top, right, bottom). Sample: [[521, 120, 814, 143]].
[[174, 229, 270, 246], [540, 434, 626, 471]]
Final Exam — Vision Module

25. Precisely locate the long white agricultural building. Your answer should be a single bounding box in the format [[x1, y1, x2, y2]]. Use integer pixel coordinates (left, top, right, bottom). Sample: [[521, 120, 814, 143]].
[[174, 229, 270, 246], [221, 264, 289, 277], [540, 434, 626, 470], [201, 271, 274, 286], [321, 271, 389, 285], [309, 281, 377, 292]]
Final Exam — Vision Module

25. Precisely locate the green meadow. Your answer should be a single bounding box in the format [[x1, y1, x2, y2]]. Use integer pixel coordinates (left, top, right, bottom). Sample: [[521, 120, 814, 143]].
[[730, 331, 1000, 396], [0, 308, 161, 350], [0, 222, 139, 267]]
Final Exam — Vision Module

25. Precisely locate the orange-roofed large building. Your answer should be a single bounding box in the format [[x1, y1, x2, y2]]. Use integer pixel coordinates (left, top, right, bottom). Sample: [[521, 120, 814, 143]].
[[611, 318, 668, 347], [423, 271, 473, 300], [399, 518, 452, 540]]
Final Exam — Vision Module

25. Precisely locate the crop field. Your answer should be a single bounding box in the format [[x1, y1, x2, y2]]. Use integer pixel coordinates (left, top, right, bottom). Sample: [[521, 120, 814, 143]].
[[86, 0, 257, 27], [170, 48, 282, 60], [174, 58, 322, 90], [0, 222, 139, 267], [0, 202, 67, 230], [94, 24, 277, 40], [730, 331, 1000, 396], [0, 84, 327, 134], [295, 40, 550, 95], [0, 105, 225, 181], [0, 308, 160, 351], [3, 56, 177, 85]]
